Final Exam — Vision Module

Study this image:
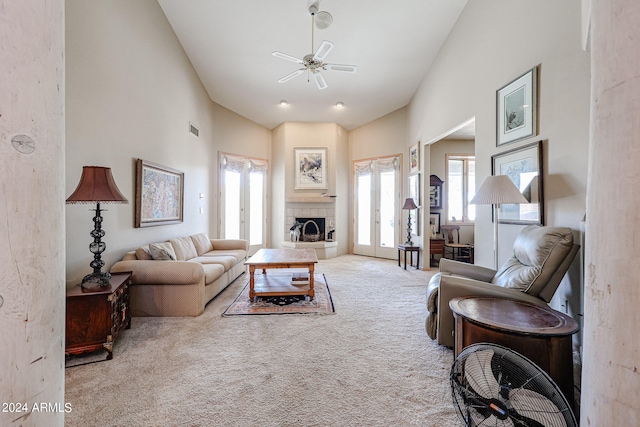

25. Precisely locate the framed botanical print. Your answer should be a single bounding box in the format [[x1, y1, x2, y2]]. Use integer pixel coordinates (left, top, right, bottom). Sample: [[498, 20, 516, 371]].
[[491, 141, 544, 225], [409, 143, 420, 174], [497, 67, 538, 146], [294, 147, 327, 189]]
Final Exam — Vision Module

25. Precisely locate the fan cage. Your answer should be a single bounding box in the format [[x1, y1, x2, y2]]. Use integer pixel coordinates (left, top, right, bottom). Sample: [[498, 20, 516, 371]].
[[450, 343, 577, 427]]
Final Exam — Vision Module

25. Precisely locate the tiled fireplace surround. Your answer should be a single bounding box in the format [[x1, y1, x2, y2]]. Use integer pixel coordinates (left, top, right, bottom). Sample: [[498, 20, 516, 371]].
[[282, 199, 337, 259]]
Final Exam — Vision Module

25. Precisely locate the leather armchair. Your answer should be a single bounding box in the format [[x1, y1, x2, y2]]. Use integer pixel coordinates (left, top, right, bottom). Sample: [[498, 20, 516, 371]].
[[426, 225, 580, 348]]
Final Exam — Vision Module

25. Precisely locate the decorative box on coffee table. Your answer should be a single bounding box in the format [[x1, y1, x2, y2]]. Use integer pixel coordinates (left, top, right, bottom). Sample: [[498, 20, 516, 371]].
[[65, 271, 132, 361]]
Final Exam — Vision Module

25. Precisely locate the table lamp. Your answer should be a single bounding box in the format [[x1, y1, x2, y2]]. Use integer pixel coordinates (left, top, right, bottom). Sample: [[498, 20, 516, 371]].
[[402, 197, 419, 246], [469, 175, 528, 269], [66, 166, 128, 287]]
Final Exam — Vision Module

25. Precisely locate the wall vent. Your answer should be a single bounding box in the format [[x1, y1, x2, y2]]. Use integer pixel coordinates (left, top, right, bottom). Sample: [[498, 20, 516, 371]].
[[189, 122, 200, 138]]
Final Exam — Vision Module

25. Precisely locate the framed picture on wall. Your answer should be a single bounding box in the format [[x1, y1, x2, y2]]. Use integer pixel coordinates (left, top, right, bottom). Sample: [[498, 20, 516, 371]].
[[497, 66, 538, 146], [429, 212, 441, 236], [409, 143, 420, 174], [492, 141, 544, 225], [294, 147, 328, 189], [135, 159, 184, 227]]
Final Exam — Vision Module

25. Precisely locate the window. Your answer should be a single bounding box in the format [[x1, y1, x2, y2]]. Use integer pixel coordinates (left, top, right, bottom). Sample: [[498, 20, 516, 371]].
[[446, 155, 475, 222]]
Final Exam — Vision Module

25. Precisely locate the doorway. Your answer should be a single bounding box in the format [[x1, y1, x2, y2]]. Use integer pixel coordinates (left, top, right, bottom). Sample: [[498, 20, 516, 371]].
[[353, 156, 401, 259], [220, 153, 268, 255]]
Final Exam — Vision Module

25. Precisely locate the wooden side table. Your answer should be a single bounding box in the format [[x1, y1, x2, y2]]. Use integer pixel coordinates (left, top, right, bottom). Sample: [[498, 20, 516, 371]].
[[397, 244, 420, 269], [449, 296, 579, 407], [65, 271, 132, 361]]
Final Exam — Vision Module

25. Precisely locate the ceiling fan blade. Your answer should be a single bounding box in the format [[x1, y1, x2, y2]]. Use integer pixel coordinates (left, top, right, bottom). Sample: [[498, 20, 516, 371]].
[[277, 69, 305, 83], [272, 51, 305, 65], [325, 63, 358, 73], [313, 40, 334, 62], [312, 70, 328, 90]]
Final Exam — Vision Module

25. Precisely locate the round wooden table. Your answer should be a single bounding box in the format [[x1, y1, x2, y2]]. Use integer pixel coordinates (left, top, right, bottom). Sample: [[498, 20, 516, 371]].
[[449, 296, 579, 407]]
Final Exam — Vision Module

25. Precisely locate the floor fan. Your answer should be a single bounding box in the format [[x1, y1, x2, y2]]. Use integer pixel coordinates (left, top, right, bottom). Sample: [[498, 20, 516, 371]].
[[450, 343, 577, 427]]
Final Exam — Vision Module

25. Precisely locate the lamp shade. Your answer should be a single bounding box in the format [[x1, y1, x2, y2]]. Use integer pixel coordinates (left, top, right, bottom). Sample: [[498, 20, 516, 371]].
[[402, 197, 418, 210], [66, 166, 128, 204], [469, 175, 528, 205]]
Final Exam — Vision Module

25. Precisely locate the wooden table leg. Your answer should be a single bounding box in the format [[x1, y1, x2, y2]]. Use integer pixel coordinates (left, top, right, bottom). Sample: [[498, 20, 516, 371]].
[[308, 263, 315, 300], [248, 265, 256, 300]]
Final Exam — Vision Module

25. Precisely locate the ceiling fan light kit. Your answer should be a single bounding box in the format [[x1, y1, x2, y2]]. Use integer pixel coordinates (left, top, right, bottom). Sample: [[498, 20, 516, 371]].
[[272, 4, 357, 90]]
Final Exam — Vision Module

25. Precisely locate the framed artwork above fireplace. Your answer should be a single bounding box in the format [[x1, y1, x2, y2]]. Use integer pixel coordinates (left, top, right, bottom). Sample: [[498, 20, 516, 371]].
[[295, 147, 327, 190]]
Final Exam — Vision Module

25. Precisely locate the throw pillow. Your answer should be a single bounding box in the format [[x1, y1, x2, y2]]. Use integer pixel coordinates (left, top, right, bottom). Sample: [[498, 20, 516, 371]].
[[190, 233, 213, 255], [149, 242, 177, 260], [135, 245, 153, 260]]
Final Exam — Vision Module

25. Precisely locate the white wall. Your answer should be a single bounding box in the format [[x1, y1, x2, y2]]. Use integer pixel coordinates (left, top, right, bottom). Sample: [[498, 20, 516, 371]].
[[65, 0, 270, 285], [407, 1, 590, 316], [1, 1, 66, 425]]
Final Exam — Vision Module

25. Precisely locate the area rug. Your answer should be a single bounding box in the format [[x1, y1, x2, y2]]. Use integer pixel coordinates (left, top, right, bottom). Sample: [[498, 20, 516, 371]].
[[223, 273, 335, 316]]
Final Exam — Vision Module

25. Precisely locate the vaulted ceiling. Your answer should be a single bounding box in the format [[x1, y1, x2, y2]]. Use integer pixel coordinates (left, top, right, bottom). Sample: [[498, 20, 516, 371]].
[[158, 0, 467, 131]]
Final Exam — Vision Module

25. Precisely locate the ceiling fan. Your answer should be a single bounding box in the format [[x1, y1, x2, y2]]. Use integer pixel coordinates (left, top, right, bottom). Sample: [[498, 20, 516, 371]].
[[272, 3, 357, 90]]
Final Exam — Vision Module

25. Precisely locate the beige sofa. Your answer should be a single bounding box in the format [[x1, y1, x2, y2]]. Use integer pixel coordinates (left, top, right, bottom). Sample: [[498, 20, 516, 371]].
[[110, 233, 248, 317]]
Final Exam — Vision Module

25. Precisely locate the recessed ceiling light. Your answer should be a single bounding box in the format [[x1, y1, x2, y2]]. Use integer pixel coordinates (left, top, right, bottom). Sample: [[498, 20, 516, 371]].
[[280, 100, 288, 106], [335, 101, 344, 108]]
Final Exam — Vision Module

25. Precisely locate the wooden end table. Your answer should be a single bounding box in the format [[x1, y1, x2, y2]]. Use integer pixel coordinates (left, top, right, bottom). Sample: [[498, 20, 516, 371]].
[[65, 271, 132, 360], [449, 296, 579, 407], [245, 248, 318, 301], [398, 244, 420, 269]]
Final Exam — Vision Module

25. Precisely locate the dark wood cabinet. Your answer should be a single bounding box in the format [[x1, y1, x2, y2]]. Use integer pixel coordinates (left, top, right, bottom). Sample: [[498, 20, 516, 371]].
[[65, 271, 132, 360], [429, 238, 445, 266]]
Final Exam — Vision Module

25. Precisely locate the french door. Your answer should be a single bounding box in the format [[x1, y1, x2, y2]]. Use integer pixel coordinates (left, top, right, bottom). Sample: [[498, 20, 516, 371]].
[[353, 156, 400, 259], [220, 153, 267, 255]]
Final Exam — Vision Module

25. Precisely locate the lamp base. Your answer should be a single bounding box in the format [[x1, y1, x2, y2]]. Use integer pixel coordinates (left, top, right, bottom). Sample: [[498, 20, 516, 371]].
[[81, 271, 112, 288]]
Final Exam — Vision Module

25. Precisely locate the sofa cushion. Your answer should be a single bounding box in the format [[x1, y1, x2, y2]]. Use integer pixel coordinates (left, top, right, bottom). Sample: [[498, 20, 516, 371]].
[[190, 233, 213, 256], [202, 263, 225, 285], [199, 249, 247, 263], [149, 242, 176, 260], [492, 225, 574, 296], [169, 236, 198, 261], [191, 255, 238, 271], [136, 245, 153, 260]]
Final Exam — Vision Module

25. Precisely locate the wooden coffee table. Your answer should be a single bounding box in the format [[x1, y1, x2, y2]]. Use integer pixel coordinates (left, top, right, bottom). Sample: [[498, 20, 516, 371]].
[[245, 248, 318, 301]]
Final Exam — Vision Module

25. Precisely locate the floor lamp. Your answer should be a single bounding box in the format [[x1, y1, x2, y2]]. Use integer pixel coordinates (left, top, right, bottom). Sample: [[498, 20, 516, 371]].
[[469, 175, 528, 269]]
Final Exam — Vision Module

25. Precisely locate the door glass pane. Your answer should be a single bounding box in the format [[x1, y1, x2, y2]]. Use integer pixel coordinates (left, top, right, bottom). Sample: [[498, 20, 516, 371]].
[[379, 170, 395, 247], [224, 170, 241, 239], [249, 171, 263, 245], [467, 160, 476, 221], [357, 174, 371, 245], [448, 159, 463, 221]]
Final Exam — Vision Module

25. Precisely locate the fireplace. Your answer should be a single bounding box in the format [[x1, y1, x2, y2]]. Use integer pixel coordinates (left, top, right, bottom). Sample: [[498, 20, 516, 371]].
[[295, 217, 325, 241]]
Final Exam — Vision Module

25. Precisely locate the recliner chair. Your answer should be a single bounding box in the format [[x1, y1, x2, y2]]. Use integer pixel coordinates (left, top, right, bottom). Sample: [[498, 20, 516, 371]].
[[425, 225, 580, 348]]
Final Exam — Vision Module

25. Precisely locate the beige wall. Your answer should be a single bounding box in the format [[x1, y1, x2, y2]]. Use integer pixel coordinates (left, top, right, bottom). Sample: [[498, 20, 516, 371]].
[[1, 1, 66, 425], [65, 0, 270, 285], [407, 1, 590, 316], [271, 122, 349, 254]]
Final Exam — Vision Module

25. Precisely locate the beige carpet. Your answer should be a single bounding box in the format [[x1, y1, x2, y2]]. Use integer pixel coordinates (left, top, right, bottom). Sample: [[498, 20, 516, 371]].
[[65, 255, 458, 426]]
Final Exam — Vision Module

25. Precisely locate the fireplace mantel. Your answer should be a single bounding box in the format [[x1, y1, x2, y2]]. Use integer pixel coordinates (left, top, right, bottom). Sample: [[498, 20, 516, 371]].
[[285, 196, 335, 204]]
